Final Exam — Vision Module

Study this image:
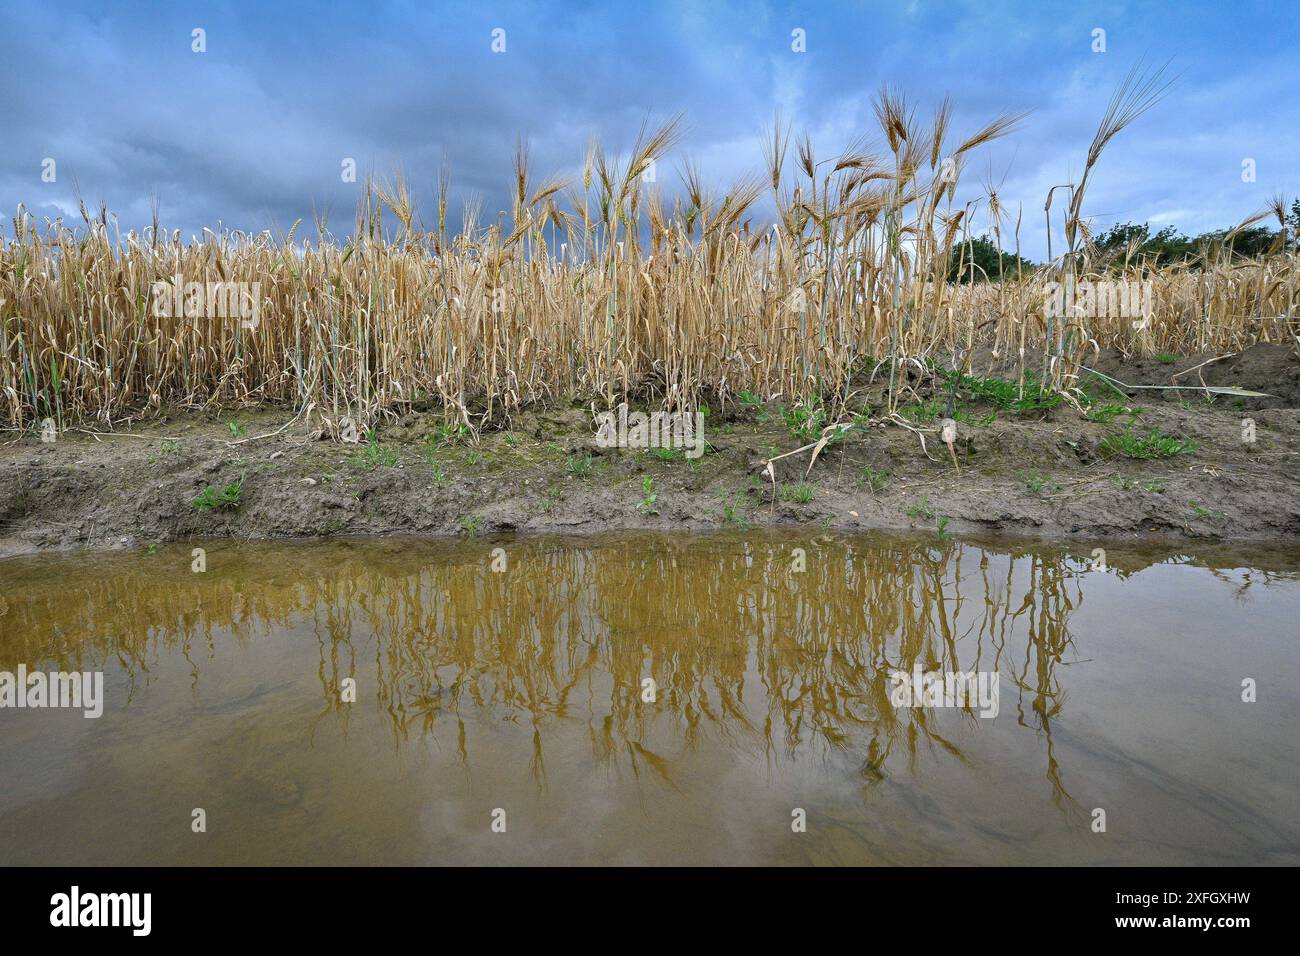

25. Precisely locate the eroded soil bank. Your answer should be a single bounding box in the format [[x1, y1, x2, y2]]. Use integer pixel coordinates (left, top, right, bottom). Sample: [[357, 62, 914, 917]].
[[2, 345, 1298, 557]]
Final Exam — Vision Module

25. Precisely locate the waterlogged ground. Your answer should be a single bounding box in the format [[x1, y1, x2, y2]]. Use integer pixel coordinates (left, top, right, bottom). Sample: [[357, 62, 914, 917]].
[[0, 532, 1297, 866]]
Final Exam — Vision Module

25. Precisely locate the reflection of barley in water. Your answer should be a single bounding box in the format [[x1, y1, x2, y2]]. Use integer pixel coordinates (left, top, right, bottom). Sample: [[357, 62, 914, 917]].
[[2, 535, 1297, 866], [0, 538, 1089, 807]]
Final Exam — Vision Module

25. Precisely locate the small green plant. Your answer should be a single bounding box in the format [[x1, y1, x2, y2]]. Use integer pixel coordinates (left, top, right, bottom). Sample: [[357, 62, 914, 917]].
[[900, 397, 994, 427], [899, 399, 942, 424], [737, 390, 762, 411], [780, 482, 815, 504], [1102, 427, 1198, 460], [942, 370, 1063, 414], [422, 439, 449, 485], [1156, 352, 1180, 365], [350, 430, 398, 470], [504, 431, 521, 447], [904, 497, 936, 520], [1020, 469, 1059, 495], [432, 421, 472, 447], [721, 491, 750, 530], [193, 475, 244, 512], [465, 449, 483, 467], [936, 515, 953, 540], [780, 397, 831, 442], [651, 447, 680, 462], [458, 514, 483, 537], [225, 419, 246, 438], [861, 465, 890, 494], [962, 409, 998, 426], [567, 453, 595, 477], [1085, 403, 1137, 424], [637, 476, 658, 515], [147, 437, 183, 465], [1188, 500, 1225, 521], [1176, 394, 1218, 411]]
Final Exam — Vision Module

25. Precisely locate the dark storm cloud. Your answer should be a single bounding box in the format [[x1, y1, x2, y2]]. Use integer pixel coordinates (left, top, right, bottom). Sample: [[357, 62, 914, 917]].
[[1, 1, 1295, 257]]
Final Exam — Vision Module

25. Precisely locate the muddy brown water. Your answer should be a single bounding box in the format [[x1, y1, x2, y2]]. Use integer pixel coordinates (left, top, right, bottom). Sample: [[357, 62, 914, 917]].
[[0, 532, 1296, 866]]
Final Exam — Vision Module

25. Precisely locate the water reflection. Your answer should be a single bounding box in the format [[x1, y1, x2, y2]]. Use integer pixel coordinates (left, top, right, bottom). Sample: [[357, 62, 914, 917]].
[[1, 533, 1297, 865]]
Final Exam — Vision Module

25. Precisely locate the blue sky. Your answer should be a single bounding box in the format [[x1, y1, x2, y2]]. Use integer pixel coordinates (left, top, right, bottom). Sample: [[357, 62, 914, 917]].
[[1, 0, 1295, 258]]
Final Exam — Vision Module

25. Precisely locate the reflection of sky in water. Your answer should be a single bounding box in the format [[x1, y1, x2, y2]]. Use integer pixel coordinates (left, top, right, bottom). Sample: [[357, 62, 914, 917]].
[[0, 533, 1296, 865]]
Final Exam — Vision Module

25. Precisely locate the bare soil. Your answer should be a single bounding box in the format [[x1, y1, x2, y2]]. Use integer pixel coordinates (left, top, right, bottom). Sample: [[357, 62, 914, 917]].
[[2, 345, 1298, 557]]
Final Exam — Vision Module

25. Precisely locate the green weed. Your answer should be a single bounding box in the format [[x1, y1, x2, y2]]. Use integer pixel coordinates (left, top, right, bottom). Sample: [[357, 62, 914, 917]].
[[781, 482, 815, 504], [904, 497, 936, 520], [1102, 428, 1198, 459], [637, 476, 658, 515], [350, 429, 398, 470], [1084, 403, 1138, 424], [567, 453, 595, 477], [861, 465, 890, 494], [193, 475, 244, 512], [1020, 469, 1060, 495]]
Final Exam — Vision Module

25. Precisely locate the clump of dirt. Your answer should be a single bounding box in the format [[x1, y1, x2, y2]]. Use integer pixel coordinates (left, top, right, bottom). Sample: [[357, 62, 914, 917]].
[[2, 347, 1298, 556]]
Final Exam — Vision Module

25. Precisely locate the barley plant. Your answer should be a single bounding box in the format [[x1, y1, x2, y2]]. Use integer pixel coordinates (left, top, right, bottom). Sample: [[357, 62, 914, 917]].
[[2, 71, 1295, 440]]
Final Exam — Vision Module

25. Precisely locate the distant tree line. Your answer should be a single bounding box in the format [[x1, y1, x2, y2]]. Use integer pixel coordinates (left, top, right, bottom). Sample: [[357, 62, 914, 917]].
[[948, 199, 1300, 281], [946, 236, 1035, 283]]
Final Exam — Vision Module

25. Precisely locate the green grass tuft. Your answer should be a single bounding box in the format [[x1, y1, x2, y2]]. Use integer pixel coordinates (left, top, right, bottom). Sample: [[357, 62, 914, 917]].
[[567, 453, 595, 477], [1102, 427, 1198, 459], [780, 482, 815, 504], [350, 429, 399, 470], [193, 475, 244, 511]]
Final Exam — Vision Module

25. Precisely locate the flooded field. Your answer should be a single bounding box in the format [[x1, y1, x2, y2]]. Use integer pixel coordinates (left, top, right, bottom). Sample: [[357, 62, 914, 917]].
[[0, 532, 1296, 866]]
